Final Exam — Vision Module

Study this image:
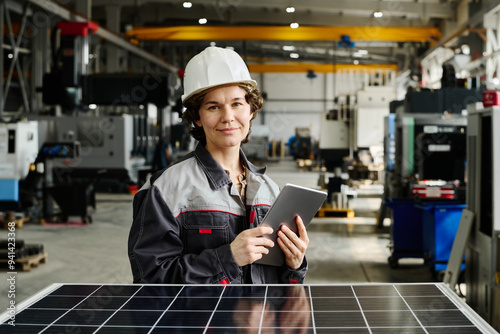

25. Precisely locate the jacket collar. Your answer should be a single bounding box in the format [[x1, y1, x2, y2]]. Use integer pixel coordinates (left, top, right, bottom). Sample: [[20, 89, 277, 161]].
[[194, 143, 266, 190]]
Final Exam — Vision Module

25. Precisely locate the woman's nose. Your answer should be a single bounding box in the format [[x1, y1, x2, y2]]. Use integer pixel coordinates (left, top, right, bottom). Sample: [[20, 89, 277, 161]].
[[220, 106, 234, 122]]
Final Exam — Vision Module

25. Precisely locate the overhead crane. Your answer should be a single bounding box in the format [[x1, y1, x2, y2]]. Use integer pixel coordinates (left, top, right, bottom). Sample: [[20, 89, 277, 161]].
[[126, 25, 441, 44]]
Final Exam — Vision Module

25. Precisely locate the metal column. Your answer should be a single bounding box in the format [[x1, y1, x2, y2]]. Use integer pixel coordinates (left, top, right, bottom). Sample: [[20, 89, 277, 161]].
[[105, 5, 122, 73]]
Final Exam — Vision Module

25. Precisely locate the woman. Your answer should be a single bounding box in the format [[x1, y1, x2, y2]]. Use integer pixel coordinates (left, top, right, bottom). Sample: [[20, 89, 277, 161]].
[[128, 46, 308, 284]]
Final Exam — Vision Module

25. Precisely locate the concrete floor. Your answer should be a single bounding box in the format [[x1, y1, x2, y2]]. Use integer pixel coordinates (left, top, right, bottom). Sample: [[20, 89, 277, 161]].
[[0, 158, 437, 304]]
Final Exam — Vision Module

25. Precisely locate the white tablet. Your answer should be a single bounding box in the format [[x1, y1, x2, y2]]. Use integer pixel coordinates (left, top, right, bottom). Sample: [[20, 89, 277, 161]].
[[255, 183, 327, 266]]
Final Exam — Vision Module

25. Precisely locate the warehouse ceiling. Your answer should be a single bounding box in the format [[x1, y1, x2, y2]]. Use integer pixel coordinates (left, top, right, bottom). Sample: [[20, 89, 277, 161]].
[[67, 0, 467, 73], [89, 0, 458, 26]]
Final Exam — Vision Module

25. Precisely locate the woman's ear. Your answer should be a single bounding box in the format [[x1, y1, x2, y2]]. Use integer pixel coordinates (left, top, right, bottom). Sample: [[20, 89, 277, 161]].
[[194, 120, 202, 128]]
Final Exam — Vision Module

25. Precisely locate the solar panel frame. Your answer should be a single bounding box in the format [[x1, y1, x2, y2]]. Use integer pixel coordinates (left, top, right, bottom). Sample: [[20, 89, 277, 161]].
[[0, 283, 497, 334]]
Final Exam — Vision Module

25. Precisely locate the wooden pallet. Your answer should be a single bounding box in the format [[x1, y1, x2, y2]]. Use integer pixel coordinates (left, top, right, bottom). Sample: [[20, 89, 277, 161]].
[[0, 251, 48, 272], [1, 217, 29, 229], [315, 208, 355, 218]]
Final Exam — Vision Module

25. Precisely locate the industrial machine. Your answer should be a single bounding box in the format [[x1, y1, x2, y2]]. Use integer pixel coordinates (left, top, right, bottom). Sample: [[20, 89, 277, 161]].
[[405, 87, 482, 115], [31, 141, 95, 223], [0, 19, 181, 223], [28, 113, 155, 186], [37, 20, 181, 189], [465, 104, 500, 330], [291, 127, 314, 160], [391, 112, 467, 200], [319, 109, 349, 171], [0, 121, 38, 211], [320, 85, 395, 179], [392, 86, 480, 193], [0, 121, 93, 223], [384, 107, 468, 270], [356, 86, 395, 150]]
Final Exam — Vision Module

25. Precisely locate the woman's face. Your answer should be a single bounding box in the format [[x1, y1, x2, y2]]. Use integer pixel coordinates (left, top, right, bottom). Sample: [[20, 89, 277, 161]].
[[195, 85, 252, 152]]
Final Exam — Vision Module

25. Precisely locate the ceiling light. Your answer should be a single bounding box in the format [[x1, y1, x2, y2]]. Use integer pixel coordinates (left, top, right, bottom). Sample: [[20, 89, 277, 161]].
[[373, 11, 383, 18], [283, 45, 296, 51], [290, 53, 299, 59], [353, 60, 360, 65], [353, 50, 368, 57], [183, 2, 192, 8], [286, 7, 295, 13], [290, 22, 299, 29], [199, 18, 207, 24]]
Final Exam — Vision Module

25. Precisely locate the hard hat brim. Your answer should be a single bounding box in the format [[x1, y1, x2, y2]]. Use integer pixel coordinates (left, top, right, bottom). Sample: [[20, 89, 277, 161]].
[[181, 80, 257, 106]]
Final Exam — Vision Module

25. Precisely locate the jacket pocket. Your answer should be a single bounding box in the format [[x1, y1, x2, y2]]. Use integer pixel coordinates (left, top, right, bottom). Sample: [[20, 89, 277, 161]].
[[181, 211, 229, 255], [254, 206, 270, 226]]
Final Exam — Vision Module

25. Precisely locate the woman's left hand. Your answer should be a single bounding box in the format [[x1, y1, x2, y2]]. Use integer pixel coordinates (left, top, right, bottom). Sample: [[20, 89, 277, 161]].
[[276, 215, 309, 270]]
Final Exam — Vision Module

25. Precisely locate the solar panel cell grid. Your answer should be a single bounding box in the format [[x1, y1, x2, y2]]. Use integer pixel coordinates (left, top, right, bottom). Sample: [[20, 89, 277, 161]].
[[0, 283, 492, 334]]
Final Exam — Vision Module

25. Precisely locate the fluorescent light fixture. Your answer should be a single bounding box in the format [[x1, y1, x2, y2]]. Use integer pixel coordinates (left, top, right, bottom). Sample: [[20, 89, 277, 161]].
[[199, 18, 207, 24], [89, 104, 97, 109], [283, 45, 296, 51], [183, 2, 192, 8], [290, 22, 299, 29], [353, 49, 368, 57], [286, 7, 295, 13], [290, 53, 299, 59], [373, 11, 383, 18]]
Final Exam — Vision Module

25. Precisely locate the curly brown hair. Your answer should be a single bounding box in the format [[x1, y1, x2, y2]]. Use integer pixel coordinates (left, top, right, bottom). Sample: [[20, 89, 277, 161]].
[[182, 83, 263, 145]]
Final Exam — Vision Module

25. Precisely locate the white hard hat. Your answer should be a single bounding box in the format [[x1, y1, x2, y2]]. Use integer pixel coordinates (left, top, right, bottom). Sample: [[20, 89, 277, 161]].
[[181, 46, 257, 104]]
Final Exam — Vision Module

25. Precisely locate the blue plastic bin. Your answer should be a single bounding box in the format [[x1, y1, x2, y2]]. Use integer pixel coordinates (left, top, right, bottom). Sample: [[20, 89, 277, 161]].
[[417, 202, 466, 272], [386, 198, 426, 267]]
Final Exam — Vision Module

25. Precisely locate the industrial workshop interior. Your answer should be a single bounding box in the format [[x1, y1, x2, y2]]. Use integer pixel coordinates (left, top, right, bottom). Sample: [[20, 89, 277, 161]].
[[0, 0, 499, 332]]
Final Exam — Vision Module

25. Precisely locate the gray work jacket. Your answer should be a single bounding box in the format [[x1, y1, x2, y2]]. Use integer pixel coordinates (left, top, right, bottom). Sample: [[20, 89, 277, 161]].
[[128, 143, 308, 284]]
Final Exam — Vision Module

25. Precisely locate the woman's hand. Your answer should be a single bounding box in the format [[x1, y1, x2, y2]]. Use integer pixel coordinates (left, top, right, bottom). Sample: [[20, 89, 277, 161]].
[[277, 215, 309, 270], [279, 286, 311, 333], [234, 300, 275, 333], [231, 226, 274, 267]]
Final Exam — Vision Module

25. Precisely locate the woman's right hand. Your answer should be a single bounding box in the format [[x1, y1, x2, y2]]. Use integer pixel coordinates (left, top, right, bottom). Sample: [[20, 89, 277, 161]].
[[230, 226, 274, 266]]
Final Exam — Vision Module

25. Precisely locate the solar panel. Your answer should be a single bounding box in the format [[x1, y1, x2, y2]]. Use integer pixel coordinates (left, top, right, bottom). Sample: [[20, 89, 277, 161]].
[[0, 283, 497, 333]]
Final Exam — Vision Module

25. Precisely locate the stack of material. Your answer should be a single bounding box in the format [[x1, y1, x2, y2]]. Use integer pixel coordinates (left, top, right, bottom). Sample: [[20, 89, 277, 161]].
[[0, 239, 47, 271]]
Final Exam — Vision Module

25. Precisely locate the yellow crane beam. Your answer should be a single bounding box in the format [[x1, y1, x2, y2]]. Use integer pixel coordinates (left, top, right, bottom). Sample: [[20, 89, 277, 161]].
[[248, 63, 398, 73], [126, 26, 440, 43]]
